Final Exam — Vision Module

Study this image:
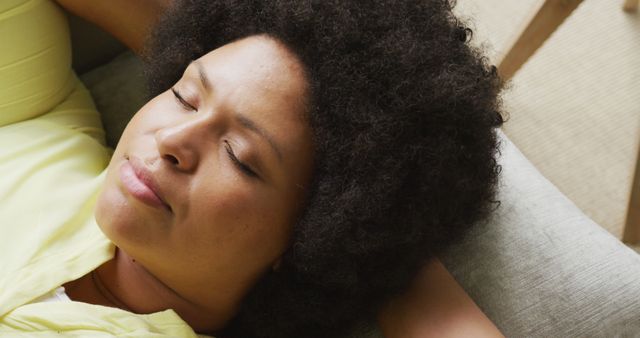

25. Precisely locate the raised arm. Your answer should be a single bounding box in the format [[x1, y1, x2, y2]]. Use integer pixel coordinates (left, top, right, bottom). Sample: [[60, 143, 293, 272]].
[[378, 259, 504, 338], [54, 0, 171, 53]]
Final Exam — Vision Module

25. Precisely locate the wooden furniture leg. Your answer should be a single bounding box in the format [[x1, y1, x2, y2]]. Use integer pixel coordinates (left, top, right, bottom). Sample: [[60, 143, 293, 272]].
[[623, 0, 639, 13], [497, 0, 584, 82], [622, 0, 640, 245], [623, 140, 640, 244]]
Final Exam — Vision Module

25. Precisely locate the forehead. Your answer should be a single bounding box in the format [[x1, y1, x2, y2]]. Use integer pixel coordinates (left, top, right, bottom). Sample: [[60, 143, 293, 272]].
[[190, 35, 314, 175], [195, 35, 308, 108]]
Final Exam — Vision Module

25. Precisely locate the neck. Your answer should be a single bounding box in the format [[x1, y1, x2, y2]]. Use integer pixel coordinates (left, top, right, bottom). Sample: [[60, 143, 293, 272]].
[[65, 247, 229, 333], [90, 268, 132, 310]]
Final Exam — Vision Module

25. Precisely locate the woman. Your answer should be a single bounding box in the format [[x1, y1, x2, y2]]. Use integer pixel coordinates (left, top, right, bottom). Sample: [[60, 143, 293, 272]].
[[0, 0, 505, 337]]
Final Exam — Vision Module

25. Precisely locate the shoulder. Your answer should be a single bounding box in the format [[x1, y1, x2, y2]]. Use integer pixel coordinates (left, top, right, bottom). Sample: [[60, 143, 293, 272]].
[[377, 259, 504, 338]]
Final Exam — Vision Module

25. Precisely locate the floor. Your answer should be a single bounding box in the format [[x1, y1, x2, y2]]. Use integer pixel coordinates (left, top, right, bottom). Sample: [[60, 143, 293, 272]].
[[455, 0, 640, 240]]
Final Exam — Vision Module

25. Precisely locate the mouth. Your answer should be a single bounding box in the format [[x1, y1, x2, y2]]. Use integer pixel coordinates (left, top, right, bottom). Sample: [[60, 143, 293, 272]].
[[119, 157, 172, 212]]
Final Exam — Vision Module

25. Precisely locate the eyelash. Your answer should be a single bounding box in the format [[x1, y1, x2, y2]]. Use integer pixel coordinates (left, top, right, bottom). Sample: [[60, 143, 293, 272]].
[[224, 141, 259, 178], [171, 87, 197, 111], [172, 87, 258, 179]]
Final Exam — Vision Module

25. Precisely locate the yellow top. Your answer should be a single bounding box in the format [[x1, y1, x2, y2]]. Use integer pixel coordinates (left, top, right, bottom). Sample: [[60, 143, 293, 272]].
[[0, 0, 208, 336]]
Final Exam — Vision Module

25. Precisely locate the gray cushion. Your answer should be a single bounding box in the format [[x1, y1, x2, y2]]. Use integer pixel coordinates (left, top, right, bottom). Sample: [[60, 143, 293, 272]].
[[79, 51, 145, 149], [80, 52, 640, 338], [442, 128, 640, 337]]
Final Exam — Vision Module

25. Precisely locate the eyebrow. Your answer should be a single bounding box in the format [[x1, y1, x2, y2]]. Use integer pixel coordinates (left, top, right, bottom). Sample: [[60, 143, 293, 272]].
[[189, 60, 284, 163], [191, 60, 211, 90], [235, 114, 283, 163]]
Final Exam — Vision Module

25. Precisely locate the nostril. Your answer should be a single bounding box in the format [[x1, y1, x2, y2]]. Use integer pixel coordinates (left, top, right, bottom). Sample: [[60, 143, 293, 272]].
[[163, 154, 179, 165]]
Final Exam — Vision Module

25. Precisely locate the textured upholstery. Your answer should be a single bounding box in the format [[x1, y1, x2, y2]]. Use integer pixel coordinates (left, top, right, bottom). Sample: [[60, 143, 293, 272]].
[[442, 128, 640, 337]]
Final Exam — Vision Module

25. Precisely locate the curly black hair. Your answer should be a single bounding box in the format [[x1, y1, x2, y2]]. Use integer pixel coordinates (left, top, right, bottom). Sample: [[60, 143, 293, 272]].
[[143, 0, 505, 337]]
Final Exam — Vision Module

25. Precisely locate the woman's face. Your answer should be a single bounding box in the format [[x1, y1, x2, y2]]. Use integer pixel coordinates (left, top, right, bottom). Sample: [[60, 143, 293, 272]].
[[95, 35, 314, 315]]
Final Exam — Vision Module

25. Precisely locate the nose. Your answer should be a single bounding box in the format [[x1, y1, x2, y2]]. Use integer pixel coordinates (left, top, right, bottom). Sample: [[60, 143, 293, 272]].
[[155, 118, 203, 172]]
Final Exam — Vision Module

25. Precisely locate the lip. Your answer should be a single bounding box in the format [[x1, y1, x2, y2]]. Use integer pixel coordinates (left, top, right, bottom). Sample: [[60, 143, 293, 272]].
[[119, 158, 171, 212]]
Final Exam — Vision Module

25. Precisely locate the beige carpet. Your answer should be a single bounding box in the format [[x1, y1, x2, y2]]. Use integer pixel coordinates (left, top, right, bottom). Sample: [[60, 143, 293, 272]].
[[455, 0, 640, 240]]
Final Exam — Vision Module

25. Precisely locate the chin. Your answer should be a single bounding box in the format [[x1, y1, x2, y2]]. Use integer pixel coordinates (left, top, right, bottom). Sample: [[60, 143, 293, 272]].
[[95, 181, 126, 245], [96, 178, 169, 257]]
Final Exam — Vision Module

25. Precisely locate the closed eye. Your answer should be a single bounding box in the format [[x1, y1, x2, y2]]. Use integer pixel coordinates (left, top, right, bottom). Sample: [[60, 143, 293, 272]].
[[171, 87, 197, 111], [224, 140, 259, 179]]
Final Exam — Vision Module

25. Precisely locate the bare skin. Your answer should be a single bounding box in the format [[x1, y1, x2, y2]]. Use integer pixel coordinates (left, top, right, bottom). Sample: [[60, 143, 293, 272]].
[[65, 34, 314, 333], [55, 0, 171, 53], [56, 1, 504, 336], [379, 259, 504, 338]]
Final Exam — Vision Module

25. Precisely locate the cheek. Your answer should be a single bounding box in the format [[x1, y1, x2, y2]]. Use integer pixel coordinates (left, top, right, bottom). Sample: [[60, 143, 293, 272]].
[[191, 179, 260, 234], [117, 91, 176, 143], [185, 179, 290, 256], [97, 94, 176, 243]]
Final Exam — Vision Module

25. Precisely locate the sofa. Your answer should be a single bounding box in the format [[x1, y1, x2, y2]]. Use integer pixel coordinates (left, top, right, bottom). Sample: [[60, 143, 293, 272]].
[[69, 14, 640, 338]]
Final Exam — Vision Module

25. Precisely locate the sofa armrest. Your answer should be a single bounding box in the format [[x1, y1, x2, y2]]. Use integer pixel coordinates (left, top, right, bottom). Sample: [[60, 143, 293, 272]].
[[441, 128, 640, 337]]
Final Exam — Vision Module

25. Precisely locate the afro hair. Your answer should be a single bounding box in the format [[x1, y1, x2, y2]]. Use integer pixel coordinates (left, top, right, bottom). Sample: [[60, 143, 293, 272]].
[[143, 0, 506, 337]]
